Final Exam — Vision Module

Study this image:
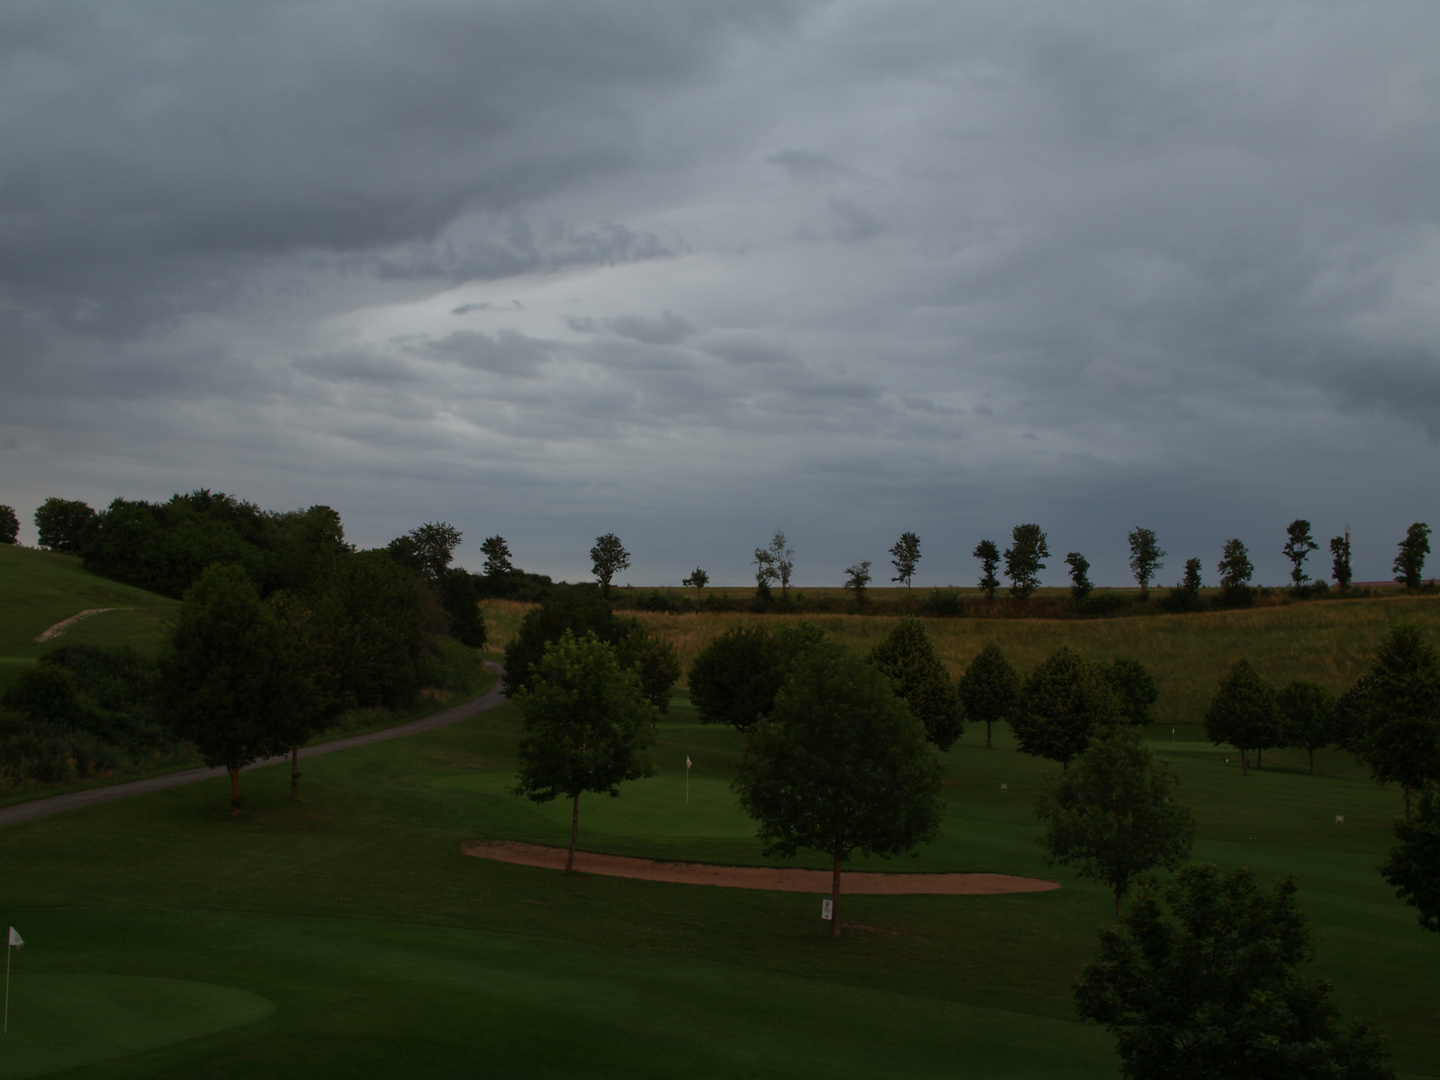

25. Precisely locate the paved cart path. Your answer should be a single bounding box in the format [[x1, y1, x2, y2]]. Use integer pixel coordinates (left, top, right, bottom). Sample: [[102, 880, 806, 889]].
[[0, 661, 507, 827]]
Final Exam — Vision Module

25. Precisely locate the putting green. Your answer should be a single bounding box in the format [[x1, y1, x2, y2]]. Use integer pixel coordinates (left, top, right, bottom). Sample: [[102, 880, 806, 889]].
[[0, 974, 272, 1078]]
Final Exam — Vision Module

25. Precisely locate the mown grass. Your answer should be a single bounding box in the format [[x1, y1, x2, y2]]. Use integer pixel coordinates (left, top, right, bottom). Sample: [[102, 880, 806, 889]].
[[0, 689, 1436, 1077]]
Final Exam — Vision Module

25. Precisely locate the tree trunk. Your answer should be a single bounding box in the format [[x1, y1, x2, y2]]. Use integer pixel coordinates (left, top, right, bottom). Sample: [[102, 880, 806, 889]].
[[986, 720, 992, 749], [566, 791, 580, 873], [289, 746, 300, 802], [1257, 747, 1262, 769], [830, 854, 842, 939], [1239, 745, 1248, 776], [1115, 887, 1124, 926], [1308, 748, 1315, 776], [227, 766, 241, 817]]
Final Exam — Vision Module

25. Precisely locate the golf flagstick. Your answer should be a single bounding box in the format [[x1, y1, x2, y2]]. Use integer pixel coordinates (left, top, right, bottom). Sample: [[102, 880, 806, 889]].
[[5, 926, 21, 1034], [686, 756, 691, 804]]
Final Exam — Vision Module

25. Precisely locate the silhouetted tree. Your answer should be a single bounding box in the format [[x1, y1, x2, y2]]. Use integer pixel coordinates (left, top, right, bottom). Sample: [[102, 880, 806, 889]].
[[1277, 680, 1336, 776], [0, 505, 17, 545], [34, 498, 96, 554], [1394, 523, 1431, 591], [843, 560, 871, 603], [1382, 787, 1440, 932], [1204, 658, 1278, 775], [1066, 552, 1093, 600], [1331, 531, 1353, 590], [1127, 528, 1165, 598], [890, 531, 921, 600], [871, 615, 964, 750], [1014, 647, 1120, 768], [958, 641, 1020, 749], [1283, 519, 1319, 586], [1217, 538, 1254, 604], [973, 539, 1002, 601], [590, 533, 630, 597], [1004, 524, 1049, 599]]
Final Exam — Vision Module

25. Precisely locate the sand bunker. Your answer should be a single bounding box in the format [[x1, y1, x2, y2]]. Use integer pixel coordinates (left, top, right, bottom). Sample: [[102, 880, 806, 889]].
[[463, 841, 1059, 895], [35, 608, 117, 642]]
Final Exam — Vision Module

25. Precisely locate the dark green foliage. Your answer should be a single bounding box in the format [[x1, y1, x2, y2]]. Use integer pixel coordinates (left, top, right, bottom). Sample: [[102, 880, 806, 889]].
[[1217, 538, 1255, 605], [958, 640, 1020, 748], [1161, 558, 1205, 613], [311, 550, 431, 708], [1102, 658, 1158, 726], [1344, 625, 1440, 815], [0, 504, 18, 544], [1036, 727, 1195, 922], [1382, 787, 1440, 932], [1284, 519, 1319, 586], [612, 620, 682, 713], [732, 639, 943, 935], [768, 529, 795, 599], [1127, 528, 1165, 597], [1075, 864, 1394, 1080], [1393, 523, 1431, 590], [34, 497, 97, 554], [481, 535, 514, 579], [871, 616, 964, 750], [1013, 647, 1120, 768], [681, 567, 709, 591], [403, 522, 463, 584], [1065, 552, 1093, 601], [158, 564, 330, 814], [1331, 533, 1354, 589], [1005, 524, 1049, 599], [590, 532, 630, 597], [843, 560, 871, 603], [689, 627, 785, 731], [511, 631, 658, 870], [890, 531, 921, 595], [1277, 680, 1337, 775], [3, 662, 87, 729], [1204, 658, 1279, 775], [973, 539, 1001, 600], [924, 589, 962, 616], [438, 568, 487, 648]]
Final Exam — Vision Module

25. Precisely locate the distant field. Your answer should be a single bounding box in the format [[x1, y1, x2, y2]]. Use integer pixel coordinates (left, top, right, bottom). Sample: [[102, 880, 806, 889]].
[[482, 593, 1440, 731]]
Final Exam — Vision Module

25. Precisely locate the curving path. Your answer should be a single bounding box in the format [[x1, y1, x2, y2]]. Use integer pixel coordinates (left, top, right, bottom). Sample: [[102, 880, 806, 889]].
[[0, 661, 508, 828]]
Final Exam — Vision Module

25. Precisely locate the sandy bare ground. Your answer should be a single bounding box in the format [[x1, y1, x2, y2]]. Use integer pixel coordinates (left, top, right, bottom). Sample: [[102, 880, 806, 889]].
[[462, 841, 1060, 895], [35, 608, 118, 642]]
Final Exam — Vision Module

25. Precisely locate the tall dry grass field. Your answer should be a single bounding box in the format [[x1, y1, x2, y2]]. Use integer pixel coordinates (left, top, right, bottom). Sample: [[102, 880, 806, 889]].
[[487, 594, 1440, 729]]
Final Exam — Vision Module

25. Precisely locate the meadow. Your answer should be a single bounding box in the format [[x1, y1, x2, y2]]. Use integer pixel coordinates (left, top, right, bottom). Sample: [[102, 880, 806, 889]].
[[0, 572, 1436, 1075]]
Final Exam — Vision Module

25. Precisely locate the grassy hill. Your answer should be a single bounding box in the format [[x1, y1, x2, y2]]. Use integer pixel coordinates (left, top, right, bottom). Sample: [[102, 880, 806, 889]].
[[0, 545, 180, 695]]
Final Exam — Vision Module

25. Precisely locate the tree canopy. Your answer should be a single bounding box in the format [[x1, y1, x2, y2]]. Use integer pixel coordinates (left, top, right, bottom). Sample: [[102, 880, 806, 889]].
[[480, 535, 514, 579], [958, 641, 1020, 749], [732, 640, 943, 937], [890, 531, 921, 595], [590, 533, 630, 597], [1381, 787, 1440, 933], [1331, 532, 1354, 590], [1277, 679, 1337, 776], [1283, 519, 1319, 586], [1004, 524, 1049, 599], [0, 505, 18, 545], [1013, 646, 1120, 768], [34, 497, 96, 554], [843, 560, 871, 603], [1393, 522, 1431, 591], [1075, 864, 1394, 1080], [1036, 727, 1195, 923], [1127, 528, 1165, 597], [1102, 658, 1159, 727], [511, 631, 658, 872], [1204, 658, 1279, 775], [1343, 624, 1440, 817], [1217, 538, 1254, 602], [871, 615, 964, 750], [972, 539, 1001, 601]]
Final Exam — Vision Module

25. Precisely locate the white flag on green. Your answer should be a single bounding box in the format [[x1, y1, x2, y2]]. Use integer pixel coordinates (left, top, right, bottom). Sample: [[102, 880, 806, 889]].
[[6, 928, 20, 948], [686, 756, 692, 768]]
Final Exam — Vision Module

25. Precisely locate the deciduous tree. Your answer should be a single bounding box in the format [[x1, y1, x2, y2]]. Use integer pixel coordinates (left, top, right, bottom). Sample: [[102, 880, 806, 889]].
[[843, 560, 871, 603], [34, 498, 96, 554], [958, 641, 1020, 749], [1283, 519, 1319, 586], [1013, 647, 1121, 768], [1127, 528, 1165, 598], [1344, 625, 1440, 818], [1102, 658, 1158, 726], [1065, 552, 1093, 600], [972, 539, 1001, 601], [1036, 727, 1195, 923], [1075, 864, 1394, 1080], [681, 567, 709, 592], [406, 521, 463, 583], [0, 505, 18, 545], [871, 616, 964, 750], [1277, 680, 1336, 776], [890, 531, 921, 600], [732, 641, 943, 937], [480, 535, 514, 579], [1217, 538, 1254, 603], [1393, 522, 1431, 591], [768, 529, 795, 599], [590, 533, 630, 597], [1004, 524, 1049, 599], [1331, 531, 1354, 590], [511, 631, 658, 873], [1203, 658, 1278, 775], [1382, 787, 1440, 932]]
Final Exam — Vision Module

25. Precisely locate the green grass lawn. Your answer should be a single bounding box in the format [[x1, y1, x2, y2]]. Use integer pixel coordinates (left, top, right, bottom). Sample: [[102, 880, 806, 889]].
[[1, 693, 1436, 1078]]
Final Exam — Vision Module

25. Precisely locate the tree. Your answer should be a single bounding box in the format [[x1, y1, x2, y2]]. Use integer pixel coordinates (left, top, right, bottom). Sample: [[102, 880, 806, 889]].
[[1283, 519, 1319, 586], [1127, 528, 1165, 598], [34, 498, 96, 554], [843, 560, 871, 603], [972, 539, 1001, 601], [1102, 658, 1158, 726], [732, 640, 943, 937], [1036, 727, 1195, 923], [1344, 624, 1440, 818], [439, 568, 487, 648], [1013, 647, 1121, 768], [590, 533, 630, 597], [1180, 557, 1203, 594], [480, 535, 514, 579], [1217, 538, 1254, 603], [1075, 864, 1394, 1080], [406, 521, 462, 583], [1381, 787, 1440, 932], [1065, 552, 1093, 601], [511, 631, 658, 873], [157, 565, 319, 816], [1277, 680, 1337, 776], [890, 531, 921, 600], [752, 545, 778, 602], [0, 505, 18, 545], [1162, 557, 1204, 613], [958, 641, 1020, 749], [871, 615, 964, 750], [267, 592, 345, 801], [681, 567, 709, 592], [1393, 522, 1431, 591], [1203, 658, 1278, 775], [1004, 524, 1049, 599], [767, 529, 795, 599], [689, 627, 787, 731], [1331, 531, 1354, 591]]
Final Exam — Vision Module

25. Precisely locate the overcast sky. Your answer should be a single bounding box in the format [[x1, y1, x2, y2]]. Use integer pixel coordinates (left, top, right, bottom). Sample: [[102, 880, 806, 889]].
[[4, 1, 1438, 587]]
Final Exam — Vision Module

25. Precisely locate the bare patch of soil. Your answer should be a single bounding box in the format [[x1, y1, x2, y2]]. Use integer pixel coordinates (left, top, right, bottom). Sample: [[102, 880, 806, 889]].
[[462, 841, 1059, 895], [35, 608, 118, 642]]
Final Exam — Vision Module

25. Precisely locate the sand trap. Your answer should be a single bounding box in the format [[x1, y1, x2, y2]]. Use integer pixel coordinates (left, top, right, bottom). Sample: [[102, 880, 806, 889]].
[[35, 608, 118, 642], [463, 841, 1059, 895]]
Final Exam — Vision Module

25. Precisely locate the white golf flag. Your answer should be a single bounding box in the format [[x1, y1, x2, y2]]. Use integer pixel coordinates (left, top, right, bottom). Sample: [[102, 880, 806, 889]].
[[7, 928, 20, 948], [686, 756, 692, 768]]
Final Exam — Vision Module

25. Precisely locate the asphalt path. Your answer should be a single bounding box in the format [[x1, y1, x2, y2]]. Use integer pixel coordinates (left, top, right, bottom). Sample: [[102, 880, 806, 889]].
[[0, 660, 508, 828]]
